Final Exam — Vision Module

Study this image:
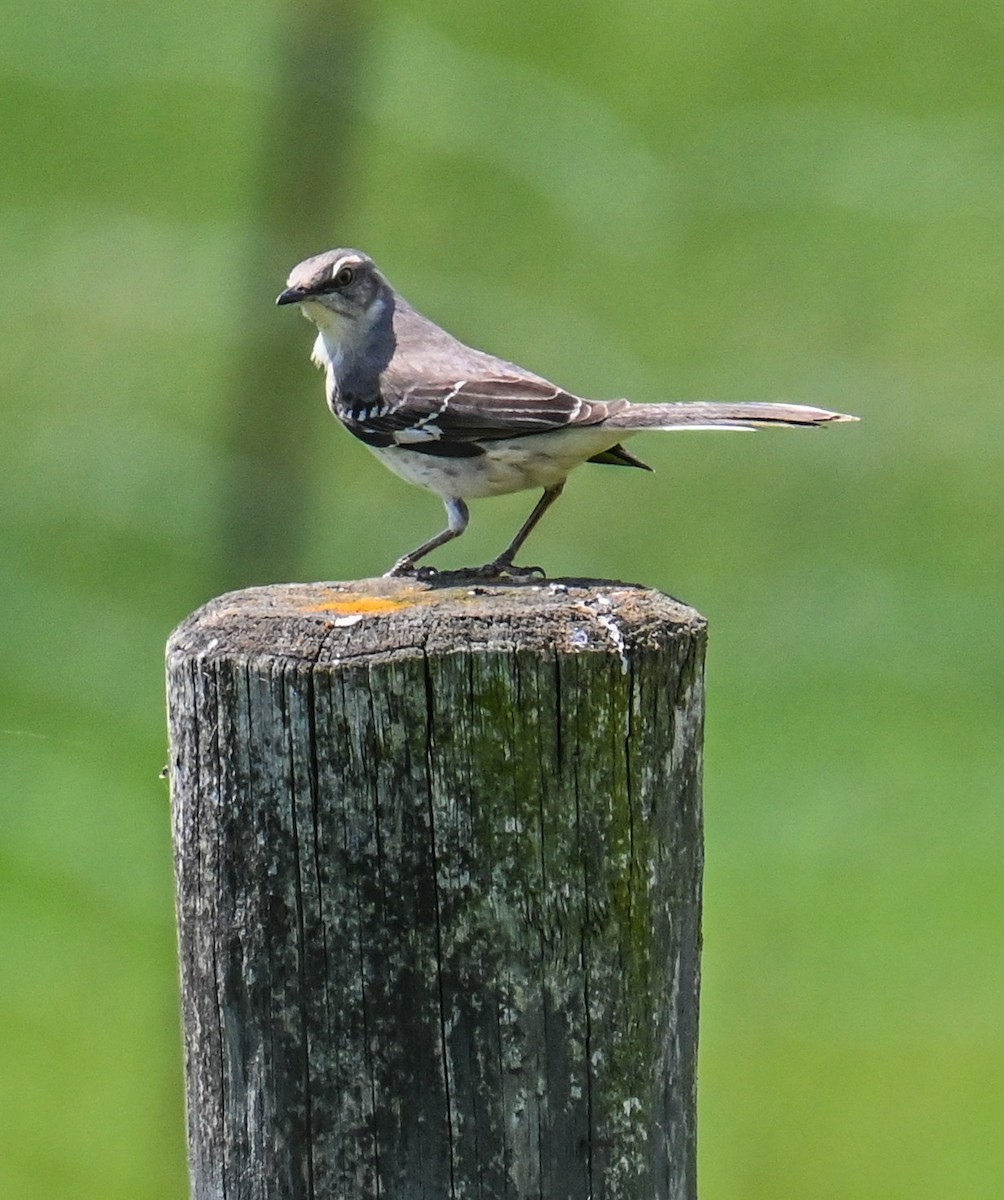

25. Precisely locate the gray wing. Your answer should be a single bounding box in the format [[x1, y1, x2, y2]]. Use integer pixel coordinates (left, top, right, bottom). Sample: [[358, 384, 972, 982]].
[[337, 298, 624, 453], [340, 374, 625, 455], [380, 376, 618, 442]]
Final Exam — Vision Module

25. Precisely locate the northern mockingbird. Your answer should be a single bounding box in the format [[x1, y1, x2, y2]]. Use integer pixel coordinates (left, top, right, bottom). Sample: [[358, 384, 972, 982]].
[[277, 249, 856, 577]]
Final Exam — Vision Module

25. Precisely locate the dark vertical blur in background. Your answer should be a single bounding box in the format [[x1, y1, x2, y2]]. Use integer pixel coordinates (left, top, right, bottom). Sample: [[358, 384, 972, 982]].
[[2, 3, 1001, 1197]]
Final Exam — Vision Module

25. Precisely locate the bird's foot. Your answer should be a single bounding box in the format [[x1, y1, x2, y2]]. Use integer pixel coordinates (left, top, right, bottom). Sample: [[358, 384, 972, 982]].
[[385, 560, 547, 583], [468, 559, 547, 581], [384, 562, 439, 580]]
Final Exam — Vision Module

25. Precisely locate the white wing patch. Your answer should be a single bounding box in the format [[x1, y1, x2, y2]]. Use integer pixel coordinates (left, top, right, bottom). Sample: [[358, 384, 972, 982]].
[[442, 379, 468, 404], [392, 425, 443, 444], [389, 380, 472, 442]]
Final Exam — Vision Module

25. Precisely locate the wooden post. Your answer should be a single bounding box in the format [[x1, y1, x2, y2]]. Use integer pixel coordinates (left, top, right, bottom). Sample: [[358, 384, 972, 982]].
[[166, 577, 706, 1200]]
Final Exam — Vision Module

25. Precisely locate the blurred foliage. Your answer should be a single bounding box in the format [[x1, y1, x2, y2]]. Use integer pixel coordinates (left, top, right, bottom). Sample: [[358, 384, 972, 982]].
[[1, 1, 1002, 1197]]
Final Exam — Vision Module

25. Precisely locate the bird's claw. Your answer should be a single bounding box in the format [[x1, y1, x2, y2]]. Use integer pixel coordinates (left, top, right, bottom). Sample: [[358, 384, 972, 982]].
[[384, 562, 439, 580], [385, 561, 547, 582], [469, 560, 547, 580]]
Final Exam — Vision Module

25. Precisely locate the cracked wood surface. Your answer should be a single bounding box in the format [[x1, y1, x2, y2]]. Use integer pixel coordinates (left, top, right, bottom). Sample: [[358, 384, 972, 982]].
[[166, 576, 706, 1200]]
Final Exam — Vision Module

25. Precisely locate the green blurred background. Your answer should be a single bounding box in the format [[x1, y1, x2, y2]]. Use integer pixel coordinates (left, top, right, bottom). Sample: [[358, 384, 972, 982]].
[[2, 1, 1001, 1196]]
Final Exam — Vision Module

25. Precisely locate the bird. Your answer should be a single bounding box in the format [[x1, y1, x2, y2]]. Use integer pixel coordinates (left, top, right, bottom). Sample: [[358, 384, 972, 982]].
[[277, 248, 857, 577]]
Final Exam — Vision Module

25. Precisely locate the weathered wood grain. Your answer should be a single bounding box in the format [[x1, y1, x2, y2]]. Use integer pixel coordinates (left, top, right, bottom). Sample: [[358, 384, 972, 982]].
[[166, 576, 706, 1200]]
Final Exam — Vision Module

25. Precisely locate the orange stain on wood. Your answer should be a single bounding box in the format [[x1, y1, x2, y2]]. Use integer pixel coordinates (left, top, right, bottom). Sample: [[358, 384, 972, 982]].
[[297, 594, 415, 616]]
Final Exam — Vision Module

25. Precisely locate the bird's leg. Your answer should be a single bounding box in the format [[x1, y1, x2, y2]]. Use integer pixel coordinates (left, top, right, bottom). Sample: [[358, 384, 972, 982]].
[[386, 496, 470, 576], [479, 482, 565, 578]]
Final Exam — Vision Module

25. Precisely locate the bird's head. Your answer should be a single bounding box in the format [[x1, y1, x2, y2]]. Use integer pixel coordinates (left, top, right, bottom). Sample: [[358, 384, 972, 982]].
[[276, 249, 391, 336]]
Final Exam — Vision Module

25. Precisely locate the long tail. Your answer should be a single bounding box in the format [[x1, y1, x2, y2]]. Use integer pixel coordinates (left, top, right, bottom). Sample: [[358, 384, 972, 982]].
[[605, 401, 858, 431]]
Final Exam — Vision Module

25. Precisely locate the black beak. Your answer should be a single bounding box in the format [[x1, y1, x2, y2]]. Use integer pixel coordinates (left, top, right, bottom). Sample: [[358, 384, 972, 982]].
[[276, 287, 307, 306]]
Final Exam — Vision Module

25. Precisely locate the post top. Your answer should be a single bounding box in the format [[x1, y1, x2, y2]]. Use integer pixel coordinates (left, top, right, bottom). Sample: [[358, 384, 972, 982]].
[[167, 577, 705, 669]]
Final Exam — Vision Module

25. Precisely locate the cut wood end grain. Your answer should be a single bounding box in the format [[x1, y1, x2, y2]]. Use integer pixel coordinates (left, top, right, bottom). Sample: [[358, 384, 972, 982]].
[[167, 577, 706, 669]]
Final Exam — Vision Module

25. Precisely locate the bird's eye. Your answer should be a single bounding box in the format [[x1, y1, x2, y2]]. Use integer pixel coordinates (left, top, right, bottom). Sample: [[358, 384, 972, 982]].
[[333, 266, 355, 288]]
